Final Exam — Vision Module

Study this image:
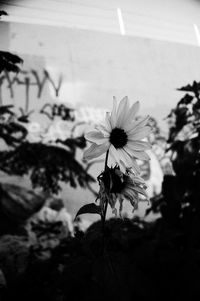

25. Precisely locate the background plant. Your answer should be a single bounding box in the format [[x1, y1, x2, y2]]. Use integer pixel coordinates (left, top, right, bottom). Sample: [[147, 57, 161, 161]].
[[147, 80, 200, 247]]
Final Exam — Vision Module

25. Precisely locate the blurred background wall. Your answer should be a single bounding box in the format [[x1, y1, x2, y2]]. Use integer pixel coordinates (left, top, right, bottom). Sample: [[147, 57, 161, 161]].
[[1, 0, 200, 128]]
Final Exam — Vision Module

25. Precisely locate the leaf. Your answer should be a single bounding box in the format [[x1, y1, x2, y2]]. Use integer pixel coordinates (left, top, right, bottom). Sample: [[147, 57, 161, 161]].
[[0, 51, 23, 64], [177, 81, 200, 98], [75, 203, 101, 220], [177, 94, 193, 106], [0, 105, 14, 115], [0, 11, 8, 17], [0, 142, 95, 194], [0, 51, 23, 74]]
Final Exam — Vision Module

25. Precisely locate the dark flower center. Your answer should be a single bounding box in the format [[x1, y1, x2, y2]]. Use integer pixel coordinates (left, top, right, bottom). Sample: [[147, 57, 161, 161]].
[[109, 127, 128, 149]]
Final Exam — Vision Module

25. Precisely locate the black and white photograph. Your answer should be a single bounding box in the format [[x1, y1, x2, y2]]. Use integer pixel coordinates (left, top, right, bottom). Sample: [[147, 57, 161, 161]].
[[0, 0, 200, 300]]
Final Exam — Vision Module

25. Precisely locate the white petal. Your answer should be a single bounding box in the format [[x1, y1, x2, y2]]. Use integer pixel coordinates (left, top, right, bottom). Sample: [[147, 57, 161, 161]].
[[131, 159, 141, 175], [116, 96, 129, 128], [108, 152, 116, 168], [126, 115, 150, 133], [129, 126, 151, 140], [125, 147, 150, 161], [95, 124, 110, 136], [127, 140, 151, 151], [109, 144, 121, 165], [117, 148, 141, 174], [85, 130, 108, 145], [118, 160, 126, 173], [123, 147, 141, 173], [83, 142, 109, 161], [117, 148, 133, 167], [109, 145, 127, 173], [110, 96, 117, 128], [125, 101, 140, 125], [119, 96, 131, 128], [105, 112, 112, 132]]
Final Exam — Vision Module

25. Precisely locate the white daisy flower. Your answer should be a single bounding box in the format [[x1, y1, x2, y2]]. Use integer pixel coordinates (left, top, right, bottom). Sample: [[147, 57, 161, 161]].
[[83, 96, 151, 174]]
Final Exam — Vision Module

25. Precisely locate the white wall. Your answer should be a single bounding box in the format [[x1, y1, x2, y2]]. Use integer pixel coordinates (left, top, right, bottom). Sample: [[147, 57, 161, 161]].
[[1, 0, 200, 45], [1, 22, 200, 130]]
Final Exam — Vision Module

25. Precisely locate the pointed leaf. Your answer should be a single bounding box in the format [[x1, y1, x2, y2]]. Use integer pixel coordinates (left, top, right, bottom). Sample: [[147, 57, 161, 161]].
[[0, 11, 8, 17], [75, 203, 101, 220]]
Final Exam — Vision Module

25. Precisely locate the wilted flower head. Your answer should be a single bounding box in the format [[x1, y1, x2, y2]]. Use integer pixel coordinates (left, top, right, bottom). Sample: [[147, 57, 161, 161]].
[[97, 166, 148, 217], [83, 96, 151, 174]]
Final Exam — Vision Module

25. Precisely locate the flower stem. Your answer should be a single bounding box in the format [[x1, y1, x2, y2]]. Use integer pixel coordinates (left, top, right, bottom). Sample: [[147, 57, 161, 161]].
[[103, 150, 109, 220], [104, 149, 109, 171], [102, 150, 109, 249], [102, 199, 108, 227]]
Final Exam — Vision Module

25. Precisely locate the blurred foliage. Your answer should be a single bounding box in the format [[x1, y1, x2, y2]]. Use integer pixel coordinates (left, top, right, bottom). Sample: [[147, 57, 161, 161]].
[[0, 103, 94, 193], [0, 11, 94, 301], [148, 81, 200, 234], [0, 105, 28, 146], [0, 11, 7, 17], [3, 217, 200, 300], [0, 30, 95, 194], [0, 10, 23, 74], [40, 103, 75, 121], [0, 91, 94, 195], [0, 140, 94, 194], [30, 219, 66, 260], [0, 51, 23, 74]]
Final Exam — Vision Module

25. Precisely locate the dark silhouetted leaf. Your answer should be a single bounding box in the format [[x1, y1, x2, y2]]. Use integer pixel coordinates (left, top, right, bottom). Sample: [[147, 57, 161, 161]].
[[177, 93, 193, 106], [0, 51, 23, 74], [177, 81, 200, 98], [0, 11, 8, 17], [75, 203, 101, 220]]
